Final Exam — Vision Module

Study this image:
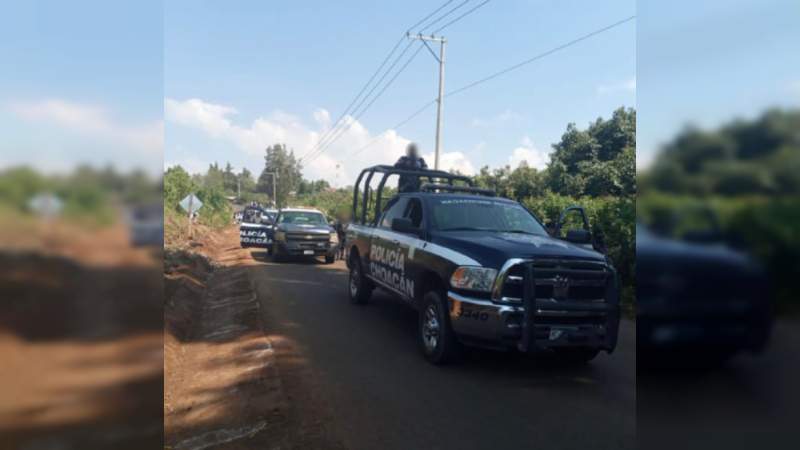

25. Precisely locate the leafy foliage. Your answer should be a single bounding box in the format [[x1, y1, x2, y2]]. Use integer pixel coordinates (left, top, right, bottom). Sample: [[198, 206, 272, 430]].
[[639, 108, 800, 312], [164, 165, 231, 228], [546, 107, 636, 197], [258, 143, 303, 208], [0, 165, 160, 226], [641, 108, 800, 196]]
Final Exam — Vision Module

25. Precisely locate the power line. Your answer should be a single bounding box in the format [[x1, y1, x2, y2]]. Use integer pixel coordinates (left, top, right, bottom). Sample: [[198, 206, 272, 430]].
[[311, 1, 496, 167], [298, 36, 405, 163], [341, 15, 636, 157], [433, 0, 491, 33], [299, 0, 462, 164], [302, 40, 417, 163], [445, 15, 636, 98], [419, 0, 471, 33], [304, 43, 426, 165], [406, 0, 455, 32], [303, 1, 473, 165], [349, 100, 437, 158]]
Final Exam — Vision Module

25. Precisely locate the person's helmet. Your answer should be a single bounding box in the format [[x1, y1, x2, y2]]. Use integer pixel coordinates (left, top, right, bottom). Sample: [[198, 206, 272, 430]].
[[406, 142, 419, 159]]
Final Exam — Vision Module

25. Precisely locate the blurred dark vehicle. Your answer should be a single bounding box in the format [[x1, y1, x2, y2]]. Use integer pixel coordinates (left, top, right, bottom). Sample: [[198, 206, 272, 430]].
[[637, 222, 772, 365], [127, 202, 164, 247]]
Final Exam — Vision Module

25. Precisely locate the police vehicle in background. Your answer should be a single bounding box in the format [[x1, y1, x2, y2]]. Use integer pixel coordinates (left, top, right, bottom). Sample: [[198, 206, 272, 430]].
[[239, 205, 277, 248], [271, 207, 338, 264], [346, 165, 620, 364]]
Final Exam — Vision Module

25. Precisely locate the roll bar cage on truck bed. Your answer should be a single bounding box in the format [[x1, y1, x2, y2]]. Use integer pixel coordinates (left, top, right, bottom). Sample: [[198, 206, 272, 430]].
[[352, 165, 491, 225]]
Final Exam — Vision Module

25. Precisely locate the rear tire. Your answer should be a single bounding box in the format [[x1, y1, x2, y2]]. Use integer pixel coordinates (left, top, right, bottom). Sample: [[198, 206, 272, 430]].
[[348, 257, 372, 304], [324, 254, 335, 264], [419, 289, 462, 364]]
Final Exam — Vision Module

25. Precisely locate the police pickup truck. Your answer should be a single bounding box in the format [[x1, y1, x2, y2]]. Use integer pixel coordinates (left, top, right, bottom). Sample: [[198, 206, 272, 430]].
[[239, 206, 276, 248], [346, 165, 620, 364], [271, 207, 338, 264]]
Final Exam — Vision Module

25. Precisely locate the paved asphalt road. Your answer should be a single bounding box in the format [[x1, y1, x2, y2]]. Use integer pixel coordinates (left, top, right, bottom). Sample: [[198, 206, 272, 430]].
[[249, 254, 635, 450]]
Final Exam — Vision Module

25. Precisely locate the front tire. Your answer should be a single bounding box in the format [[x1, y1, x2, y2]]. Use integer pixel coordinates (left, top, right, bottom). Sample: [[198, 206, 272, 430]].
[[348, 257, 372, 304], [419, 290, 462, 364]]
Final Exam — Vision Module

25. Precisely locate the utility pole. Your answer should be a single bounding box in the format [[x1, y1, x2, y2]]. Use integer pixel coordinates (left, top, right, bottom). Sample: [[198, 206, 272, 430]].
[[265, 172, 277, 208], [407, 32, 446, 170]]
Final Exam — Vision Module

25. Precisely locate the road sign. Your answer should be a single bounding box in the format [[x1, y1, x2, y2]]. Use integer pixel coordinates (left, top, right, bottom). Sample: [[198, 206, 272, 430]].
[[28, 193, 63, 218], [179, 194, 203, 214]]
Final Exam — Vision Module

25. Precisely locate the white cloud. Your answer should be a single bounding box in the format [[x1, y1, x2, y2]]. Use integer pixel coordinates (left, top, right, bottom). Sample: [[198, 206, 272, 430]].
[[596, 76, 636, 96], [164, 97, 416, 186], [9, 99, 163, 154], [788, 80, 800, 96], [471, 109, 524, 127], [508, 136, 549, 170], [423, 151, 476, 175]]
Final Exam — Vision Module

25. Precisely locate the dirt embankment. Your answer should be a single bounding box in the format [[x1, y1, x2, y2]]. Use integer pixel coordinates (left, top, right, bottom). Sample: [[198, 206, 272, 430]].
[[164, 226, 290, 450], [0, 221, 163, 450]]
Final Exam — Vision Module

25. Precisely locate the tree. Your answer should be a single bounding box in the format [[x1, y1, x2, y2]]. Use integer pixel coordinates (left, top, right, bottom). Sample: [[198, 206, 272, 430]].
[[163, 165, 194, 211], [507, 164, 546, 201], [547, 107, 636, 197], [222, 162, 238, 195], [238, 167, 256, 195], [641, 108, 800, 196], [202, 162, 225, 191], [257, 143, 302, 207]]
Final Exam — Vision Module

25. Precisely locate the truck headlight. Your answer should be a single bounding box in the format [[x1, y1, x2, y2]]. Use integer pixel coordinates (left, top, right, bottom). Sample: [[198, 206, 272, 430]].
[[330, 232, 338, 244], [450, 266, 497, 293], [275, 231, 286, 242]]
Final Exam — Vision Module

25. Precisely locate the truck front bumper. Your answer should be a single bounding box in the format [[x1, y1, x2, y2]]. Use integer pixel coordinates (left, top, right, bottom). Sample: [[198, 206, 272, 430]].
[[275, 240, 337, 256], [447, 291, 619, 353]]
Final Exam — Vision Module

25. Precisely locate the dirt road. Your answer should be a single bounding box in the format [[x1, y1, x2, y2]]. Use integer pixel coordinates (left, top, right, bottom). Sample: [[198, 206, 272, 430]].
[[166, 226, 635, 449]]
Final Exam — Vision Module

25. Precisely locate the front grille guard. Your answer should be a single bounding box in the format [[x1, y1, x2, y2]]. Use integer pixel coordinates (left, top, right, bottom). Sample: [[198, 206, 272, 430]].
[[491, 259, 620, 353]]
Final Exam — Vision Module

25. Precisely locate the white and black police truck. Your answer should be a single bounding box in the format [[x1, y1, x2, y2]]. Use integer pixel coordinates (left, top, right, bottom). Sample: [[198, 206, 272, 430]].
[[346, 165, 620, 364], [239, 206, 276, 248]]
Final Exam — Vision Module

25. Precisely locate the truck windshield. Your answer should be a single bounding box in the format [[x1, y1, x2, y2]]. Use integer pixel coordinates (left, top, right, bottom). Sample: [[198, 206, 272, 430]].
[[431, 198, 548, 235], [279, 211, 327, 225]]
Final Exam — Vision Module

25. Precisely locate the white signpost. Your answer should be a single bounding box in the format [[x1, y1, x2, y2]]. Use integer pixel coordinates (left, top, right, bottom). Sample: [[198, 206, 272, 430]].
[[179, 193, 203, 238], [28, 193, 63, 220]]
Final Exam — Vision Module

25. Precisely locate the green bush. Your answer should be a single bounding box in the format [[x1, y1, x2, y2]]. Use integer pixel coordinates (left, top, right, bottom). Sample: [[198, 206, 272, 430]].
[[638, 193, 800, 313], [164, 165, 232, 229]]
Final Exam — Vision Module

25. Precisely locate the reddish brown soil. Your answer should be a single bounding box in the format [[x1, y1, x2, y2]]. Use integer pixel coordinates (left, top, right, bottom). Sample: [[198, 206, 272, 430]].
[[0, 221, 163, 450]]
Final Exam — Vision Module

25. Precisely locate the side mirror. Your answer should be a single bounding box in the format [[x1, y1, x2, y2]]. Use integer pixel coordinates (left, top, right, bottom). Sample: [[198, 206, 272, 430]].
[[545, 220, 556, 236], [565, 229, 592, 244], [391, 217, 419, 235]]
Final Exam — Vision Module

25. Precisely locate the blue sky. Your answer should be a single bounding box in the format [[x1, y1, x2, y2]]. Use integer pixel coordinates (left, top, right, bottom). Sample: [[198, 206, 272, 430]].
[[0, 0, 163, 175], [164, 0, 637, 185], [2, 1, 794, 183]]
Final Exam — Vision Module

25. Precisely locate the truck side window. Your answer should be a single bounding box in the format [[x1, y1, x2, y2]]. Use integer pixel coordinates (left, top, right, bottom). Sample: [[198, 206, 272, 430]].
[[404, 198, 423, 228], [379, 197, 408, 229]]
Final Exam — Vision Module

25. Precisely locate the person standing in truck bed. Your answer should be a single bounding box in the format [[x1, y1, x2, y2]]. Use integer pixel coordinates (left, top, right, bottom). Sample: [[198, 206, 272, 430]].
[[394, 142, 428, 193]]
